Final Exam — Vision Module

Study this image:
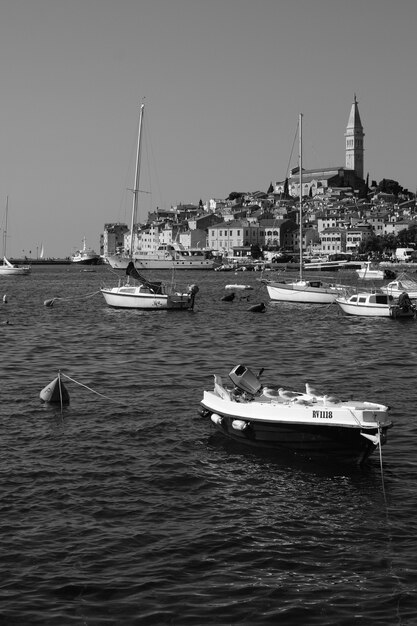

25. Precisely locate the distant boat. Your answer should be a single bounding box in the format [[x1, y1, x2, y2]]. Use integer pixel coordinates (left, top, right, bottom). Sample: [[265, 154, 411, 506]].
[[71, 237, 100, 265], [380, 273, 417, 298], [0, 197, 31, 276], [356, 261, 395, 280], [263, 115, 346, 304]]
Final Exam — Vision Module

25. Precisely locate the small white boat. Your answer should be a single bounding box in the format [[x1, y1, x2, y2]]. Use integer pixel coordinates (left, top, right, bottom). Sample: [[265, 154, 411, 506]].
[[336, 291, 416, 318], [0, 256, 31, 276], [356, 261, 395, 280], [381, 274, 417, 299], [199, 364, 392, 465], [101, 261, 198, 310], [225, 284, 253, 290], [266, 278, 345, 304], [0, 197, 31, 276]]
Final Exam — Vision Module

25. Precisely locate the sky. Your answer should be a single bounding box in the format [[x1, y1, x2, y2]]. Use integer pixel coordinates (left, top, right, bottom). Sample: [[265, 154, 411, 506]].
[[0, 0, 416, 258]]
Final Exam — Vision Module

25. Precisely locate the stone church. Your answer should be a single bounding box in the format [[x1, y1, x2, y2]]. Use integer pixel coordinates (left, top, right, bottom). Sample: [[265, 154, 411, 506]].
[[274, 95, 366, 198]]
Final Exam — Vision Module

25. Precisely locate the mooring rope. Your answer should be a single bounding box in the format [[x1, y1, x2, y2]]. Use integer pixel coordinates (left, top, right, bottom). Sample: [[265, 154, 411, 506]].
[[60, 372, 130, 406]]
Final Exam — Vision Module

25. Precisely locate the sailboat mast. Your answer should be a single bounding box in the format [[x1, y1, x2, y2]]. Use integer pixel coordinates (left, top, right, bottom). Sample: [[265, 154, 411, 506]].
[[2, 195, 9, 259], [129, 103, 145, 257], [299, 113, 303, 280]]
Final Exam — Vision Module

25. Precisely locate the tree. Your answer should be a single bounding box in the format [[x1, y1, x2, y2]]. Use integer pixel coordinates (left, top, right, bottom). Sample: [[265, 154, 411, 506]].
[[228, 191, 244, 201], [250, 243, 262, 259], [377, 179, 403, 196]]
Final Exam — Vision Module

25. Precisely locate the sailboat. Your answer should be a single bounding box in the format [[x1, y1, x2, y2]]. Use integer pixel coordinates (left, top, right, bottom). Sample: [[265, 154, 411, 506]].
[[101, 104, 199, 310], [264, 114, 344, 304], [0, 197, 31, 276]]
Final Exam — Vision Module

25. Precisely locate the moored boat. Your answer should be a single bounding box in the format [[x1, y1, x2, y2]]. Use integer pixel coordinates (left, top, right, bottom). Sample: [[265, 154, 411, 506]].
[[199, 364, 392, 465], [106, 243, 214, 271], [101, 261, 198, 310], [0, 197, 31, 276], [380, 273, 417, 299], [263, 115, 348, 304], [71, 237, 100, 265], [356, 261, 395, 280], [335, 290, 416, 318]]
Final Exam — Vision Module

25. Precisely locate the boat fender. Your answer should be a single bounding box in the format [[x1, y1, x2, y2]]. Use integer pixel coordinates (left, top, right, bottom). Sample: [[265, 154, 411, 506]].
[[210, 413, 223, 426], [232, 419, 248, 431]]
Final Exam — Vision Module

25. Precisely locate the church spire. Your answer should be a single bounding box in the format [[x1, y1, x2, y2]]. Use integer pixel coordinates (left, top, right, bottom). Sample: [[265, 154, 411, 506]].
[[345, 94, 364, 180]]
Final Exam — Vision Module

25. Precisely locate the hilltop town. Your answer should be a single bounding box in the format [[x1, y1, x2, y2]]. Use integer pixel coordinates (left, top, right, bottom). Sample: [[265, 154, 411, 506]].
[[101, 96, 416, 264]]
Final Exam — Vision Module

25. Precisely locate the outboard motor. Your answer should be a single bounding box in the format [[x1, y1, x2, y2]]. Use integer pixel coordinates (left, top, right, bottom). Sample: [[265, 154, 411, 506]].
[[229, 364, 262, 395]]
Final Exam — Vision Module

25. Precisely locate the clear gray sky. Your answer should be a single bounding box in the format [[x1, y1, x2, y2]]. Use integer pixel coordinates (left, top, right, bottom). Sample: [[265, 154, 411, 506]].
[[0, 0, 416, 258]]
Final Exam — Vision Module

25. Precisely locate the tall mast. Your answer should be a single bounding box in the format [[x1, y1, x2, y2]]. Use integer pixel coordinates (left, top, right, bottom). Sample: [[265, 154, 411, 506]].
[[299, 113, 303, 280], [3, 196, 9, 258], [129, 103, 145, 257]]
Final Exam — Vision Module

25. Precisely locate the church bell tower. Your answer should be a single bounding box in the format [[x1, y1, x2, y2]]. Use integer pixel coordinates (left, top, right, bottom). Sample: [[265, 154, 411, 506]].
[[345, 94, 364, 180]]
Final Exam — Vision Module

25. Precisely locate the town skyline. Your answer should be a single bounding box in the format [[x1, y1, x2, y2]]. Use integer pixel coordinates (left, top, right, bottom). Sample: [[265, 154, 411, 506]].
[[1, 0, 416, 258]]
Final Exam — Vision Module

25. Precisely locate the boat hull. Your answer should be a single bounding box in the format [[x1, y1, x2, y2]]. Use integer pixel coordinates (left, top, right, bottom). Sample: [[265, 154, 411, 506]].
[[106, 253, 214, 271], [101, 287, 191, 310], [266, 281, 341, 304], [200, 408, 387, 465], [0, 265, 31, 276], [336, 300, 415, 318]]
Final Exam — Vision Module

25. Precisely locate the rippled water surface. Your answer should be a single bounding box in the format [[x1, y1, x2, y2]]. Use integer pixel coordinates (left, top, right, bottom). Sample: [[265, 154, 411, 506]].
[[1, 265, 417, 625]]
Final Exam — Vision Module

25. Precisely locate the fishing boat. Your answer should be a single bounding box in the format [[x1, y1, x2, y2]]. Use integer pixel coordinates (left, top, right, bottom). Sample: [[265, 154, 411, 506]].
[[263, 115, 345, 304], [199, 364, 392, 465], [101, 261, 198, 310], [100, 104, 199, 311], [335, 290, 416, 318], [0, 197, 31, 276], [380, 273, 417, 299], [71, 237, 100, 265], [356, 261, 395, 280]]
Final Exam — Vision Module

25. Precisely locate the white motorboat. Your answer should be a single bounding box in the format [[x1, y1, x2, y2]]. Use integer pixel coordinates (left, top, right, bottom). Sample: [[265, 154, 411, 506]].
[[71, 237, 100, 265], [101, 261, 199, 310], [199, 364, 392, 465], [336, 290, 416, 318], [356, 261, 395, 280], [0, 197, 31, 276], [263, 115, 347, 304], [380, 273, 417, 299]]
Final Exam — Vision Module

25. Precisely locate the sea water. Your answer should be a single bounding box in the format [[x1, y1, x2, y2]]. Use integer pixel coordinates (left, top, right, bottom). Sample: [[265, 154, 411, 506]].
[[1, 265, 417, 625]]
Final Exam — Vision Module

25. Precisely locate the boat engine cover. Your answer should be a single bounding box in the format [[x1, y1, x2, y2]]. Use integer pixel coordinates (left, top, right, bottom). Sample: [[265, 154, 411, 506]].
[[229, 364, 262, 395]]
